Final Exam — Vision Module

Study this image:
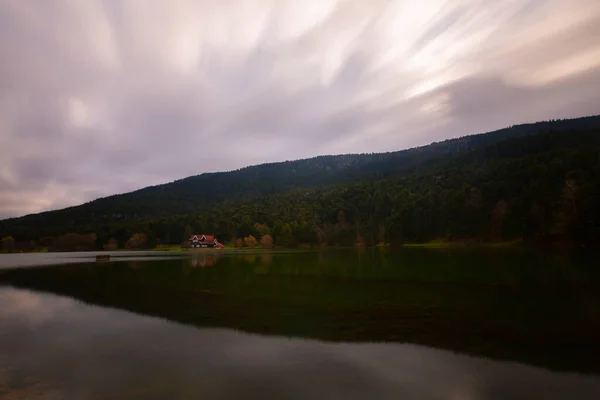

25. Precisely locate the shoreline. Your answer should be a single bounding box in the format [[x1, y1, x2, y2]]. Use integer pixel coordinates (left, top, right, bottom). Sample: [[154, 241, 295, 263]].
[[4, 239, 596, 254]]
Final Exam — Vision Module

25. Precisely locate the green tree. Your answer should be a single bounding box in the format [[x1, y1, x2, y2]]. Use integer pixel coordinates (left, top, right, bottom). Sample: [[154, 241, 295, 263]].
[[275, 223, 294, 247], [1, 236, 15, 253], [183, 225, 193, 242]]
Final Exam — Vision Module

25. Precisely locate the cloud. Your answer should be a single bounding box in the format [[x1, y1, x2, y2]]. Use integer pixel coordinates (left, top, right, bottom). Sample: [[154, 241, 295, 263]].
[[0, 0, 599, 218]]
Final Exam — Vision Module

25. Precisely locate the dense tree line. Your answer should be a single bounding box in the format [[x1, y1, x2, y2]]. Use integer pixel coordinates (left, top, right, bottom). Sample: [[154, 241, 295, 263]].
[[157, 129, 599, 248], [1, 116, 599, 250]]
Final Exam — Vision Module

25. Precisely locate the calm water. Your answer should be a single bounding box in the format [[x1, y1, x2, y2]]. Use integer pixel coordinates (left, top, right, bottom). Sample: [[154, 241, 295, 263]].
[[1, 248, 600, 399]]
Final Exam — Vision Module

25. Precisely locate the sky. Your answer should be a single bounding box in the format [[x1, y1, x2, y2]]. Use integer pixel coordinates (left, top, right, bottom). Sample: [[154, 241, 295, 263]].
[[1, 0, 599, 219]]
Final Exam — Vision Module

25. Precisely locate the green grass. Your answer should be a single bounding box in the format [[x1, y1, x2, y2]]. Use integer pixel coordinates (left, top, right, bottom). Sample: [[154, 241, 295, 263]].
[[154, 244, 182, 251], [402, 239, 458, 248], [0, 247, 48, 254]]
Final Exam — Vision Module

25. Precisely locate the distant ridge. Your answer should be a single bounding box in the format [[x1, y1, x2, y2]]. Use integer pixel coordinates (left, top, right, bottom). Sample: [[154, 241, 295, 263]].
[[2, 114, 600, 248]]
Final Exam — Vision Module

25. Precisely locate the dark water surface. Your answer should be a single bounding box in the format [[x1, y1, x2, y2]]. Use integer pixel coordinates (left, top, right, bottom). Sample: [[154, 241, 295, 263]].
[[1, 248, 600, 399]]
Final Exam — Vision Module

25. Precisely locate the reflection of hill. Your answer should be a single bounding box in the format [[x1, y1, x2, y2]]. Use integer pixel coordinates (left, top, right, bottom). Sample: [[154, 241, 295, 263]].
[[1, 250, 600, 374]]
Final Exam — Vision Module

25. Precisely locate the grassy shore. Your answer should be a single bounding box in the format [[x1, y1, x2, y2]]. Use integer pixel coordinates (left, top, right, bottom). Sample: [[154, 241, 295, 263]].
[[1, 239, 574, 254], [153, 244, 183, 251], [1, 247, 48, 254]]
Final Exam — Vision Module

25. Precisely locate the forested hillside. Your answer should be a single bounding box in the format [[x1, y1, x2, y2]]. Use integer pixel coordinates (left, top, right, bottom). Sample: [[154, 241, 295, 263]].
[[1, 115, 599, 250]]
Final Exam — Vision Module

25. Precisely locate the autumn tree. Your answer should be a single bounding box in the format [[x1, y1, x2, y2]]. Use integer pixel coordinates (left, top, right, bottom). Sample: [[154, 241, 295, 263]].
[[39, 236, 55, 248], [254, 223, 271, 238], [52, 233, 94, 252], [104, 238, 118, 251], [125, 233, 148, 249], [243, 235, 258, 247], [260, 234, 273, 248]]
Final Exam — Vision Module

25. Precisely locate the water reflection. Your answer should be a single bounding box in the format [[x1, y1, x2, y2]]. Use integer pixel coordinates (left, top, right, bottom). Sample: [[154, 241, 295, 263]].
[[190, 253, 220, 268], [2, 249, 600, 376], [186, 250, 273, 269], [1, 286, 600, 400], [190, 251, 272, 269], [0, 251, 187, 269]]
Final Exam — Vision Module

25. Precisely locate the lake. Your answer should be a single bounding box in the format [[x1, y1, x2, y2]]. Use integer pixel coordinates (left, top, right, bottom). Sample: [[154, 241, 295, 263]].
[[1, 248, 600, 399]]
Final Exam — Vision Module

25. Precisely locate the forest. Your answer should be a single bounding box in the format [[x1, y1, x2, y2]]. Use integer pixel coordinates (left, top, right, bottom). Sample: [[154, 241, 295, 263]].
[[1, 115, 599, 251]]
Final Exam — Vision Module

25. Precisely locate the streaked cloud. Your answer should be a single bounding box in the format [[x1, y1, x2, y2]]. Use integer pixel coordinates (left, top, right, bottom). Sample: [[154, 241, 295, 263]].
[[1, 0, 599, 218]]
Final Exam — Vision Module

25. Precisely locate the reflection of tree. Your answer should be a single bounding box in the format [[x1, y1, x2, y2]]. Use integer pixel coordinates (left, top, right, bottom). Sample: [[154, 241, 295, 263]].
[[260, 253, 273, 265], [252, 253, 273, 274], [253, 263, 269, 275], [243, 255, 257, 264], [181, 260, 193, 276], [3, 250, 600, 374], [128, 261, 145, 270], [190, 253, 221, 268]]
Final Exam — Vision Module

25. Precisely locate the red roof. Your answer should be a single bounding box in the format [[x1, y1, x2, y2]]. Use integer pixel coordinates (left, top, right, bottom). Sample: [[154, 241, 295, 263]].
[[190, 234, 216, 243]]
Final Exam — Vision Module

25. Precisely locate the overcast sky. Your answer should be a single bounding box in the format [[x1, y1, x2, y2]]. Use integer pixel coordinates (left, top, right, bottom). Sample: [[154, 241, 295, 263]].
[[1, 0, 599, 218]]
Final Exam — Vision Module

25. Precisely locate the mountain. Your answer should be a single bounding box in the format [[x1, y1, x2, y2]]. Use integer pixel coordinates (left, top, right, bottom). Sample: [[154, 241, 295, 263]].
[[1, 115, 600, 248]]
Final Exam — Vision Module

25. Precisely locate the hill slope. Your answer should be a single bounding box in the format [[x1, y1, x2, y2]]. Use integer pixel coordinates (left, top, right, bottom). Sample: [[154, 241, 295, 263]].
[[1, 115, 600, 247]]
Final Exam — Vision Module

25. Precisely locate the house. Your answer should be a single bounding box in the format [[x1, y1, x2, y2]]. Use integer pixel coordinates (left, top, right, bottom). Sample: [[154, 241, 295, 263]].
[[189, 234, 224, 249]]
